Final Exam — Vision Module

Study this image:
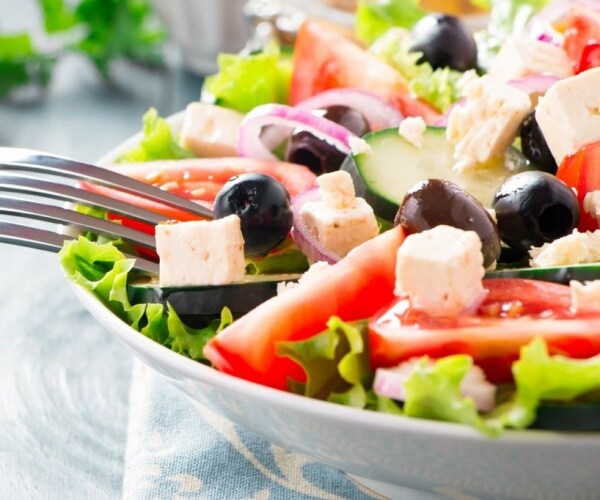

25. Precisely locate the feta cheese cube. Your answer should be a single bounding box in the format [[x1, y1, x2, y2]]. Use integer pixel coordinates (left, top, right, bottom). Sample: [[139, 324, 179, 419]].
[[529, 230, 600, 268], [179, 102, 243, 157], [155, 215, 245, 287], [395, 225, 485, 315], [446, 76, 531, 172], [536, 67, 600, 164], [300, 198, 379, 259], [488, 37, 573, 81], [316, 170, 356, 209], [349, 136, 372, 156], [570, 280, 600, 312], [398, 116, 426, 148]]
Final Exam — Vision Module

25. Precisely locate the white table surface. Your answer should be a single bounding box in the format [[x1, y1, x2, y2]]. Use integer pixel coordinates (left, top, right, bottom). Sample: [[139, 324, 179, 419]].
[[0, 2, 204, 497]]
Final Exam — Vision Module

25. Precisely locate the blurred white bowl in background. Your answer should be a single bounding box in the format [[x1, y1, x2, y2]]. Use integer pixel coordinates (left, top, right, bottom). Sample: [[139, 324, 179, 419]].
[[152, 0, 251, 74], [151, 0, 355, 75]]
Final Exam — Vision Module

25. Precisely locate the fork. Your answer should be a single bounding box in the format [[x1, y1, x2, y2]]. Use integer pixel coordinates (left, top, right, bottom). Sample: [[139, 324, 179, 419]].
[[0, 147, 214, 275]]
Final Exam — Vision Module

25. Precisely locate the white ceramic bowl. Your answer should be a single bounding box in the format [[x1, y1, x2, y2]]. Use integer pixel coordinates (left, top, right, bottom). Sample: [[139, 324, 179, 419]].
[[81, 116, 600, 499]]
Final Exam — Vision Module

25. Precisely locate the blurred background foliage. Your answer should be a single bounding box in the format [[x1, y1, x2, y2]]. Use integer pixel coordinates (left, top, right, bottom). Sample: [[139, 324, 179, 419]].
[[0, 0, 165, 100]]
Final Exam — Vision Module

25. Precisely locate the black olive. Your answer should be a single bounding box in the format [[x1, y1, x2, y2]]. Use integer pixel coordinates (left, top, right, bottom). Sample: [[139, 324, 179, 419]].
[[520, 111, 558, 174], [492, 171, 579, 253], [285, 105, 370, 175], [410, 14, 478, 71], [395, 179, 501, 268], [285, 129, 347, 175], [316, 105, 371, 137], [213, 173, 293, 257]]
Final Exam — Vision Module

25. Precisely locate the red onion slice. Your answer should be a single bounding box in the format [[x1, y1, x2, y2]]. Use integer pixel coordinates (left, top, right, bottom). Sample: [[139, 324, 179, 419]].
[[295, 88, 404, 131], [237, 103, 356, 161], [291, 187, 340, 265]]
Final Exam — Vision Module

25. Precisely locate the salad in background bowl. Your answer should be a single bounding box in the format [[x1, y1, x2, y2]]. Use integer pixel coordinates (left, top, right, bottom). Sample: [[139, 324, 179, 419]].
[[58, 0, 600, 497]]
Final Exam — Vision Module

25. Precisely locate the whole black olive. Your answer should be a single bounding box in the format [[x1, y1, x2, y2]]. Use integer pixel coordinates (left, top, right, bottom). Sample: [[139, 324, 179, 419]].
[[410, 14, 478, 71], [520, 111, 558, 174], [492, 171, 579, 253], [214, 173, 293, 257], [285, 130, 347, 175], [396, 179, 501, 268], [285, 105, 370, 175]]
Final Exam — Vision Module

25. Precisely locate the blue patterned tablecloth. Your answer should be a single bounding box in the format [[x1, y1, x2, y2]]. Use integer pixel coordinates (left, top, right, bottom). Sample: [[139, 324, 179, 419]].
[[122, 361, 385, 500]]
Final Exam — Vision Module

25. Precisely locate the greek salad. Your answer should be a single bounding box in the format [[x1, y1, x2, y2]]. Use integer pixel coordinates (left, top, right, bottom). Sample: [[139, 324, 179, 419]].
[[59, 0, 600, 436]]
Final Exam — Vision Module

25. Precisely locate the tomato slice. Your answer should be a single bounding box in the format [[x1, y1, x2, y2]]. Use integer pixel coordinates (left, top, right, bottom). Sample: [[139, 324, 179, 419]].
[[556, 140, 600, 231], [578, 42, 600, 73], [563, 5, 600, 73], [290, 21, 440, 123], [369, 278, 600, 384], [86, 157, 317, 222], [204, 226, 406, 390]]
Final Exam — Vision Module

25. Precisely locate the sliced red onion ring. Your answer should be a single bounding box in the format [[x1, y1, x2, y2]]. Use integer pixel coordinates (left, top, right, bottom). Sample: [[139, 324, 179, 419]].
[[291, 187, 340, 265], [237, 104, 356, 161], [434, 75, 561, 127], [508, 74, 560, 96], [294, 88, 404, 131], [373, 361, 497, 412]]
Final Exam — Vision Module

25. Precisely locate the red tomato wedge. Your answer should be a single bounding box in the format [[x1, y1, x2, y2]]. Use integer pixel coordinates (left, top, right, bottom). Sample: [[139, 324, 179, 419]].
[[290, 21, 440, 123], [85, 157, 317, 222], [563, 5, 600, 73], [556, 140, 600, 231], [370, 278, 600, 384], [204, 226, 406, 390]]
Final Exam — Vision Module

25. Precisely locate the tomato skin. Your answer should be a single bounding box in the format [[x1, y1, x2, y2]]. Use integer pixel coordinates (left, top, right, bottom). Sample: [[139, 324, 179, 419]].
[[85, 157, 317, 222], [369, 278, 600, 384], [290, 21, 440, 123], [556, 141, 600, 231], [204, 226, 406, 390], [563, 5, 600, 73]]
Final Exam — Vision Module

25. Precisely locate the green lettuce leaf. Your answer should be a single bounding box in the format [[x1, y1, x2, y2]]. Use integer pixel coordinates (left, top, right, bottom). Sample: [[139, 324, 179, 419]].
[[202, 42, 292, 113], [403, 355, 503, 437], [476, 0, 551, 68], [168, 305, 233, 362], [118, 107, 193, 162], [245, 237, 309, 275], [276, 317, 371, 407], [369, 30, 462, 112], [501, 338, 600, 428], [355, 0, 425, 45], [58, 236, 224, 363]]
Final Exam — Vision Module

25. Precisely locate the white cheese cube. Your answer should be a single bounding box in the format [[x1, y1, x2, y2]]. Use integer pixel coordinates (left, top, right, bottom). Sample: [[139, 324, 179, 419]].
[[300, 198, 379, 259], [316, 170, 356, 209], [155, 215, 245, 287], [395, 225, 485, 315], [570, 280, 600, 312], [529, 230, 600, 268], [584, 190, 600, 226], [349, 136, 372, 156], [179, 102, 243, 157], [446, 76, 531, 172], [536, 67, 600, 165], [488, 37, 573, 81], [398, 116, 426, 148]]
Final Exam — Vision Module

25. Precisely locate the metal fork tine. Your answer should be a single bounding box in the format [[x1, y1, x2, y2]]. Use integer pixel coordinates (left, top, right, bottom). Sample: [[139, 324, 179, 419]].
[[0, 221, 159, 275], [0, 147, 213, 219], [0, 173, 166, 225], [0, 196, 156, 249]]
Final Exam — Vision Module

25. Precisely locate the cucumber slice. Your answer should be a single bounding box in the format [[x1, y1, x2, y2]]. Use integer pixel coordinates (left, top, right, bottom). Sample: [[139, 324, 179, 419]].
[[533, 402, 600, 431], [128, 274, 300, 327], [486, 263, 600, 285], [346, 126, 529, 220]]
